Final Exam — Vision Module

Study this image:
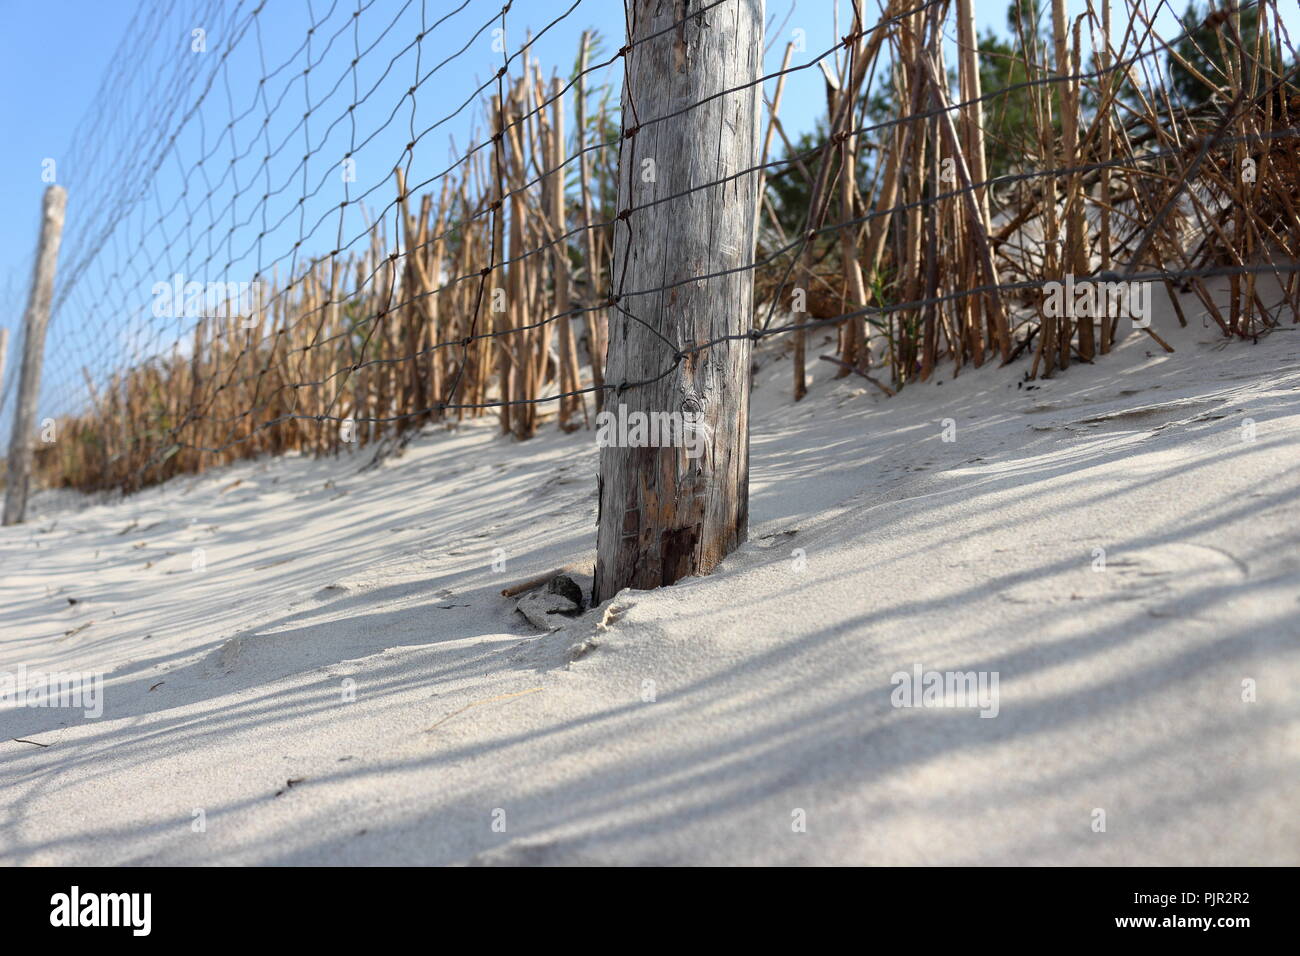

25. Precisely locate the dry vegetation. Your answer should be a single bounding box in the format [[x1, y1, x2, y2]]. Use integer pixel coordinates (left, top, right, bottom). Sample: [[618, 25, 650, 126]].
[[29, 1, 1300, 494]]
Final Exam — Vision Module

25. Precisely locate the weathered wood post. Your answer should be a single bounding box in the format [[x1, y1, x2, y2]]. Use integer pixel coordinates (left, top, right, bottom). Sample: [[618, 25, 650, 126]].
[[4, 185, 67, 526], [0, 328, 10, 408], [593, 0, 764, 603]]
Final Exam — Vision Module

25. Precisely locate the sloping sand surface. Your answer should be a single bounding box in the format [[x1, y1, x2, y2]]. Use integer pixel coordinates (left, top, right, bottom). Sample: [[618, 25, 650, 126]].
[[3, 288, 1298, 865]]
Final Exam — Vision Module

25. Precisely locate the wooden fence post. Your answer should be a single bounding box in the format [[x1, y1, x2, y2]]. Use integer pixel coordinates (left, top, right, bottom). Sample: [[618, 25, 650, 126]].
[[0, 328, 10, 411], [4, 185, 68, 526], [593, 0, 764, 603]]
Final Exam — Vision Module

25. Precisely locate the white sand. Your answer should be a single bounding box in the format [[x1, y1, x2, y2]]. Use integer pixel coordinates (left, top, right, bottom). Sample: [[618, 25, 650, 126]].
[[2, 286, 1298, 865]]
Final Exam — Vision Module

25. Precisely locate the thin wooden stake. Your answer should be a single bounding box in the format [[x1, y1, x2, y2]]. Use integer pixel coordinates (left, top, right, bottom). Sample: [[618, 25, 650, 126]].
[[4, 185, 67, 526]]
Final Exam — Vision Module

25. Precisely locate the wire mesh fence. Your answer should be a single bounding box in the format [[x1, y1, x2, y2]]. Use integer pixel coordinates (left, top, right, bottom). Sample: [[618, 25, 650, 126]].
[[7, 0, 1299, 497]]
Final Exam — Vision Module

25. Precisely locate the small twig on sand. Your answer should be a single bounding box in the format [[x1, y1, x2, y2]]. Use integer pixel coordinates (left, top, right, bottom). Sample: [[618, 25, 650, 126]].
[[500, 561, 594, 597], [818, 355, 897, 396], [426, 687, 543, 732], [1140, 325, 1176, 353]]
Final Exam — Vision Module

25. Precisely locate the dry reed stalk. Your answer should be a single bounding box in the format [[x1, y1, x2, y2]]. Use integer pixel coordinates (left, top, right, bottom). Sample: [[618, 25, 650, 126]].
[[573, 33, 607, 413]]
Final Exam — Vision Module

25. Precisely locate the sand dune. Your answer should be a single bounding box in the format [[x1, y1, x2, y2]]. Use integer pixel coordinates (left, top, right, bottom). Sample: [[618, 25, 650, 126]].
[[2, 285, 1298, 865]]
